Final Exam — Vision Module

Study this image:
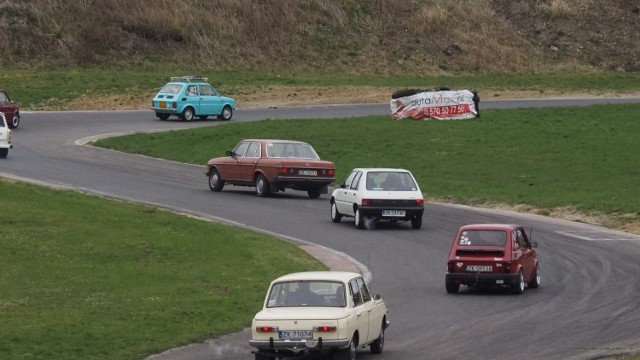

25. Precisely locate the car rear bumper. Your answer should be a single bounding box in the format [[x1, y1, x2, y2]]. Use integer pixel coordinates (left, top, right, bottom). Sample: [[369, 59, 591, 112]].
[[358, 205, 424, 220], [152, 107, 178, 114], [250, 337, 350, 352], [446, 273, 520, 287], [274, 176, 335, 190]]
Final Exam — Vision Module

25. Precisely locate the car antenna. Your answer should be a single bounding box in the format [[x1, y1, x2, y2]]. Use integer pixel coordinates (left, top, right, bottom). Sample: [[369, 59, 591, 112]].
[[529, 227, 534, 240]]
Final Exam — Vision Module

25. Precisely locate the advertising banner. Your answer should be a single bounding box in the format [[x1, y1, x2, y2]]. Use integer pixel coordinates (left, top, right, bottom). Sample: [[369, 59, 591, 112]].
[[390, 90, 478, 120]]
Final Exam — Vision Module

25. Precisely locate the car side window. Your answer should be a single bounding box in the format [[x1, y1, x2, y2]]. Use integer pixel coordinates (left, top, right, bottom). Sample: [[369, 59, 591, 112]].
[[198, 85, 213, 96], [349, 279, 363, 306], [343, 171, 358, 189], [233, 142, 250, 157], [186, 85, 197, 96], [350, 172, 362, 190], [516, 229, 529, 249], [512, 230, 521, 250], [0, 92, 6, 102], [356, 277, 371, 303], [246, 142, 261, 158]]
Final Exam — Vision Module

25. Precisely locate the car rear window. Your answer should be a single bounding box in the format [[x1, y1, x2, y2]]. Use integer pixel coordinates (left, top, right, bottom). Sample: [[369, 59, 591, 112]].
[[458, 230, 507, 246], [266, 281, 345, 307], [266, 142, 320, 159], [159, 84, 184, 94], [366, 171, 417, 191]]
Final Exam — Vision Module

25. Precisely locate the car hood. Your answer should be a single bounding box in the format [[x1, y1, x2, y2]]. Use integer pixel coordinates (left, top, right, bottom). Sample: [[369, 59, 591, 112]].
[[254, 307, 352, 321]]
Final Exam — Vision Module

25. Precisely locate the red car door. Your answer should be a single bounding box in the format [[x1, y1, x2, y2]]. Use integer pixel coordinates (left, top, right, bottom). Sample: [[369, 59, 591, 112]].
[[235, 142, 261, 182]]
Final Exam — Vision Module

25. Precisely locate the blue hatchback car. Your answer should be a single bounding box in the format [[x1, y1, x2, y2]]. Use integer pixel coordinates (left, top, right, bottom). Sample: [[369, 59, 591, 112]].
[[151, 76, 235, 121]]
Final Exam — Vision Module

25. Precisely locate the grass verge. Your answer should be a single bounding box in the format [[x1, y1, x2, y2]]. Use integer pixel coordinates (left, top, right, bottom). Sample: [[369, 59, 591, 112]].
[[94, 103, 640, 233], [2, 68, 640, 110], [0, 180, 325, 359]]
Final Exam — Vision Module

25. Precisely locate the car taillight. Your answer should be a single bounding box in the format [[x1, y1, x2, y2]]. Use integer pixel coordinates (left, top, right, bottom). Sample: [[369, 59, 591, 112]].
[[447, 261, 454, 273], [327, 169, 335, 176], [279, 168, 289, 174], [172, 102, 177, 109], [256, 326, 278, 333], [314, 325, 336, 332], [503, 261, 512, 273], [416, 199, 424, 206], [362, 199, 372, 206]]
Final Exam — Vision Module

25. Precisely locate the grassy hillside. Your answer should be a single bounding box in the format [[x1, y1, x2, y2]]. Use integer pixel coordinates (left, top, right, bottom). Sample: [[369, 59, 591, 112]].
[[1, 0, 639, 73]]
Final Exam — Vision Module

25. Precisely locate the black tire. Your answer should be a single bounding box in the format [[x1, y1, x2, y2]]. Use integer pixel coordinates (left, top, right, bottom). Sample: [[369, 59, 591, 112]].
[[181, 107, 195, 121], [445, 282, 459, 294], [370, 321, 385, 354], [9, 114, 19, 128], [0, 148, 8, 158], [218, 105, 233, 120], [330, 202, 342, 223], [411, 215, 422, 229], [255, 174, 271, 197], [208, 168, 225, 192], [308, 188, 321, 199], [354, 208, 365, 229], [156, 113, 170, 120], [198, 115, 208, 120], [333, 337, 357, 360], [527, 263, 541, 289], [512, 270, 525, 294]]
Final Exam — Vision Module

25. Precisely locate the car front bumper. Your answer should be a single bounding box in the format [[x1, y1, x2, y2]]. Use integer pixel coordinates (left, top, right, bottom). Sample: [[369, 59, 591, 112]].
[[446, 273, 521, 287]]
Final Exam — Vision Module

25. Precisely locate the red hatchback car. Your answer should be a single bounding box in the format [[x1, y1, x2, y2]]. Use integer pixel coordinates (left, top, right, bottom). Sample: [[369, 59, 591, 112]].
[[445, 224, 540, 294], [0, 90, 20, 129], [206, 139, 336, 198]]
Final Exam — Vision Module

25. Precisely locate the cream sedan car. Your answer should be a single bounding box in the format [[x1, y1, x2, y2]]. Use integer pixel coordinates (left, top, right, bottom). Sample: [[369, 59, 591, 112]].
[[249, 271, 389, 360]]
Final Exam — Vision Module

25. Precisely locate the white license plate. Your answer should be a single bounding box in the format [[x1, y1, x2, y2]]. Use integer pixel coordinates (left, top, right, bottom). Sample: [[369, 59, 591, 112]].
[[299, 170, 317, 176], [466, 265, 493, 272], [279, 330, 312, 339], [382, 209, 405, 217]]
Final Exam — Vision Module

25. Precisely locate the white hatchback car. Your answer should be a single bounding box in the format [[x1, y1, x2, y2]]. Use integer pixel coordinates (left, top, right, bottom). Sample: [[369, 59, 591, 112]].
[[249, 271, 389, 360], [0, 113, 13, 158], [330, 168, 425, 229]]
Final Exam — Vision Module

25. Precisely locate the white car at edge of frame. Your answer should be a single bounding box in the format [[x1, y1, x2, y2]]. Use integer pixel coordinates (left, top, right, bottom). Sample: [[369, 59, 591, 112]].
[[249, 271, 389, 360], [330, 168, 425, 229]]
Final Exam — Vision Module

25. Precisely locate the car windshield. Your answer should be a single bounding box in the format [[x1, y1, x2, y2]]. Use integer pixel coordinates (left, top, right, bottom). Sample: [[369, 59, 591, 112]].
[[366, 171, 417, 191], [458, 230, 507, 246], [266, 281, 346, 307], [159, 83, 184, 94], [266, 142, 320, 159]]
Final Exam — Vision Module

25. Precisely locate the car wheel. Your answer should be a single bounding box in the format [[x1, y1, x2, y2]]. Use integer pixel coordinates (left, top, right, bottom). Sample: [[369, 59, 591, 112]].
[[218, 105, 233, 120], [411, 215, 422, 229], [307, 188, 321, 199], [198, 115, 208, 120], [208, 168, 225, 192], [330, 202, 342, 223], [528, 263, 541, 289], [0, 148, 8, 158], [370, 321, 385, 354], [255, 174, 271, 197], [445, 281, 459, 294], [9, 114, 19, 129], [354, 208, 365, 229], [512, 270, 525, 294], [156, 113, 170, 120], [181, 107, 195, 121], [333, 336, 357, 360]]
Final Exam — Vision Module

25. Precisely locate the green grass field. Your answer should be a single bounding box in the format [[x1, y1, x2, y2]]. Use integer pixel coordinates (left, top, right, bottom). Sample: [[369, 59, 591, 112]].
[[2, 68, 640, 109], [94, 103, 640, 229], [0, 180, 325, 359]]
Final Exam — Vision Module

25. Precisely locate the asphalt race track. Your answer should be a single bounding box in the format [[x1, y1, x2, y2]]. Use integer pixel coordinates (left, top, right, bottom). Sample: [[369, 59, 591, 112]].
[[2, 97, 640, 360]]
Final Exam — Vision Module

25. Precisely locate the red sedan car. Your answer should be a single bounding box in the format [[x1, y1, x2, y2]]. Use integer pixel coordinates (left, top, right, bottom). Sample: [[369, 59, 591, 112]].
[[445, 224, 540, 294], [206, 139, 336, 198], [0, 90, 20, 129]]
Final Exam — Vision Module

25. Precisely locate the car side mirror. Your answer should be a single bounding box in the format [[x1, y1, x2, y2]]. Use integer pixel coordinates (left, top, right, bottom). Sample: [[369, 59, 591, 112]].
[[225, 150, 235, 157], [340, 184, 346, 189], [373, 294, 381, 301]]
